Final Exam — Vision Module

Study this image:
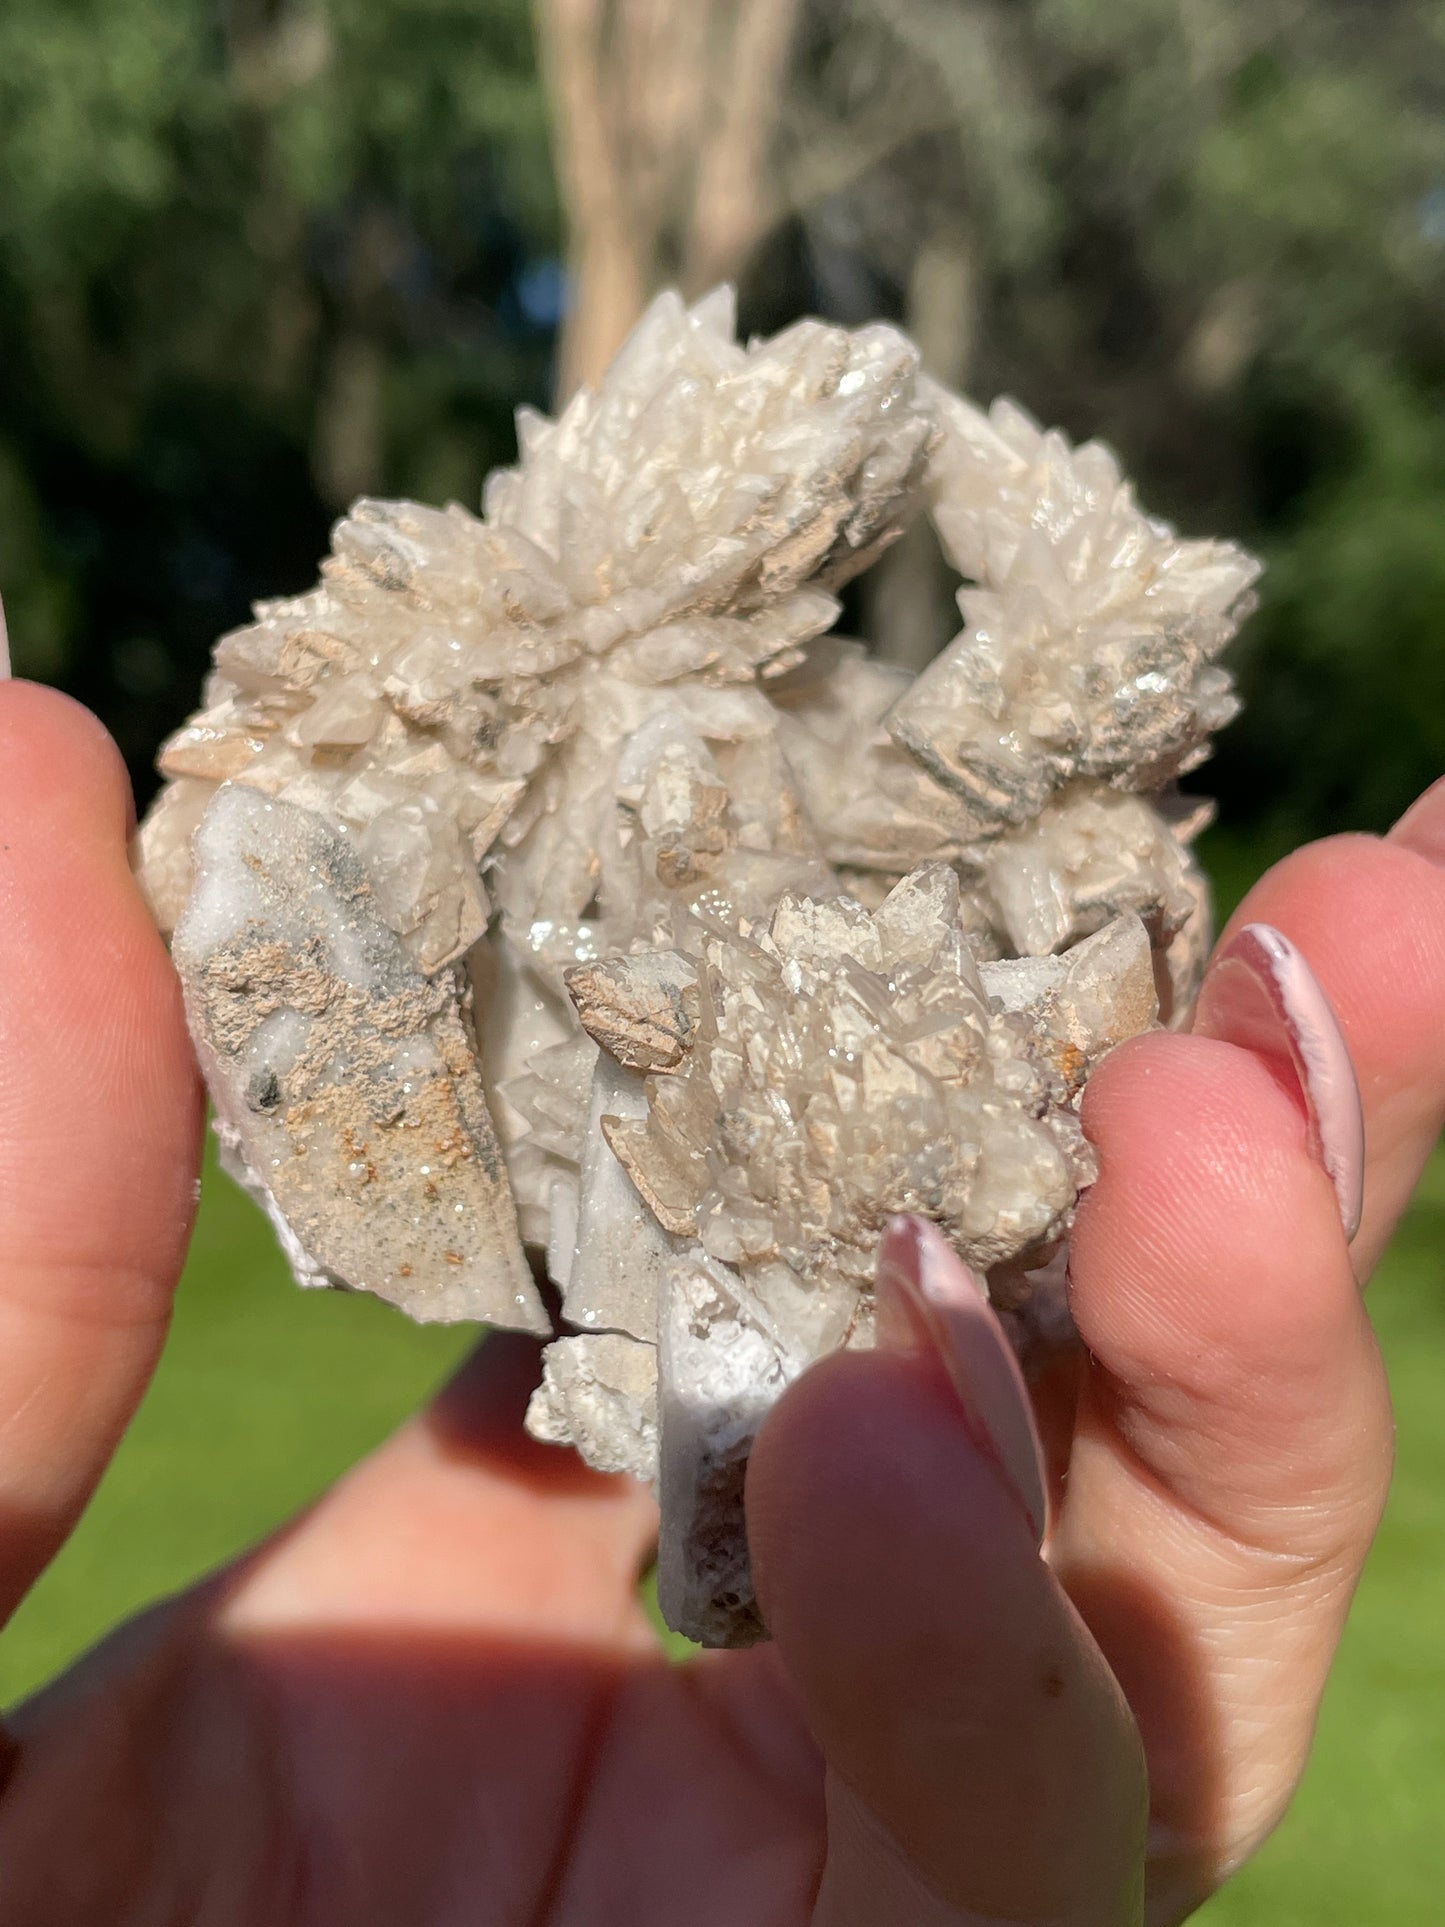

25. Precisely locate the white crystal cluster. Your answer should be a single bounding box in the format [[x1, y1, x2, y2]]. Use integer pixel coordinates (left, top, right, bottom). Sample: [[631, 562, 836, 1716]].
[[895, 384, 1250, 822], [603, 869, 1103, 1308], [142, 288, 931, 965], [139, 289, 1258, 1646]]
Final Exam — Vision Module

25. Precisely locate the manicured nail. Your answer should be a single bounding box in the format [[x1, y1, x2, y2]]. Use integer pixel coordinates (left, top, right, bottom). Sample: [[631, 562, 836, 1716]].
[[0, 592, 10, 681], [1390, 776, 1445, 867], [875, 1215, 1047, 1545], [1195, 923, 1365, 1241]]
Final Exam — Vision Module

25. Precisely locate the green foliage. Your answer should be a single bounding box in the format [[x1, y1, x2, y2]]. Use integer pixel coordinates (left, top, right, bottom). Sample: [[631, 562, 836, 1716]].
[[0, 2, 206, 274], [260, 0, 555, 231], [0, 1136, 473, 1700], [0, 0, 556, 786], [784, 1, 1445, 829], [0, 445, 74, 679], [1043, 1, 1445, 833], [1, 0, 1444, 825], [1234, 377, 1445, 831]]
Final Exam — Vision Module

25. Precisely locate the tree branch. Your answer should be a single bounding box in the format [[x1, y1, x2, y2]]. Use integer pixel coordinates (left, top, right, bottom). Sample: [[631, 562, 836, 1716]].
[[533, 0, 649, 397], [684, 0, 803, 294]]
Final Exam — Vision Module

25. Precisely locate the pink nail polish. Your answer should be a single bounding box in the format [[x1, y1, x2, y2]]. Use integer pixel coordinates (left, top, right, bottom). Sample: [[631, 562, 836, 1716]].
[[0, 592, 11, 682], [876, 1215, 1048, 1545], [1195, 923, 1365, 1241], [1390, 776, 1445, 867]]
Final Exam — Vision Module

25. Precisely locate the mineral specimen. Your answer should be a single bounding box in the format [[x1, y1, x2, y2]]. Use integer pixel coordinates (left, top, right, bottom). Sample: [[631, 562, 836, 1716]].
[[138, 286, 1259, 1646], [174, 784, 545, 1332]]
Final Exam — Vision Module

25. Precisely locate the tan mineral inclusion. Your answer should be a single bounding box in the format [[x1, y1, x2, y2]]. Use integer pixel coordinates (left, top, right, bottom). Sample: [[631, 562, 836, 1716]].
[[137, 288, 1259, 1646]]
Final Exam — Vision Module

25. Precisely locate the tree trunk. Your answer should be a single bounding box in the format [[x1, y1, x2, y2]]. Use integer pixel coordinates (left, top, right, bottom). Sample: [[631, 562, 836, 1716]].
[[535, 0, 802, 400], [561, 219, 651, 400], [312, 331, 386, 507], [870, 223, 977, 672], [535, 0, 651, 399], [684, 0, 802, 295]]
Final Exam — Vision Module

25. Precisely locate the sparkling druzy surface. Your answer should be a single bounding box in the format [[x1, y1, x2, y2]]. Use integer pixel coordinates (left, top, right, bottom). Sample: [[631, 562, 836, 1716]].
[[138, 288, 1259, 1645]]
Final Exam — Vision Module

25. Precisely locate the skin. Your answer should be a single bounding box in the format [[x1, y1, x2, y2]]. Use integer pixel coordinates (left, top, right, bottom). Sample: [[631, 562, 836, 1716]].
[[0, 678, 1442, 1925]]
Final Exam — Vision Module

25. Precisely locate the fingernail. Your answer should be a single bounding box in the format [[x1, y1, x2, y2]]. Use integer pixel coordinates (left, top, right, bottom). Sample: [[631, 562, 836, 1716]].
[[0, 592, 11, 681], [876, 1215, 1048, 1545], [1390, 776, 1445, 866], [1194, 923, 1365, 1241]]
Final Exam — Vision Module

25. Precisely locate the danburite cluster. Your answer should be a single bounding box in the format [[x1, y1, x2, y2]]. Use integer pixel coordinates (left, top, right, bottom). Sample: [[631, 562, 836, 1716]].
[[138, 288, 1259, 1646]]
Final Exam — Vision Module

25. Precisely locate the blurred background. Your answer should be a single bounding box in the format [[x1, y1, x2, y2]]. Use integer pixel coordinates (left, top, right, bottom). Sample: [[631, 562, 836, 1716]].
[[1, 3, 1443, 1920]]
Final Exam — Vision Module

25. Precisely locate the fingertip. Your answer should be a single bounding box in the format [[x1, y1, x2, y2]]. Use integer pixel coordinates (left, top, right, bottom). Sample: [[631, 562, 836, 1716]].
[[750, 1347, 990, 1638], [0, 685, 201, 1311], [1082, 1025, 1316, 1183], [0, 689, 200, 1620], [1388, 773, 1445, 865], [1072, 1028, 1389, 1530], [749, 1348, 1144, 1920], [1220, 832, 1445, 1092], [1193, 923, 1364, 1240], [1206, 827, 1445, 1274], [0, 681, 135, 840], [1082, 1025, 1328, 1211], [1077, 1030, 1353, 1368]]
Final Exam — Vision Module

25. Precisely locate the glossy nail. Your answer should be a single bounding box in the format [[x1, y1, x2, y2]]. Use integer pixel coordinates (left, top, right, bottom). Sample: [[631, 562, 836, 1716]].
[[875, 1214, 1048, 1545], [1389, 776, 1445, 867], [1194, 923, 1365, 1241], [0, 592, 10, 681]]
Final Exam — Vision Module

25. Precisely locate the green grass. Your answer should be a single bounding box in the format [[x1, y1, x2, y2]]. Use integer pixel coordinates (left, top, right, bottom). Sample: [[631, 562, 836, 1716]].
[[3, 835, 1443, 1920], [0, 1147, 474, 1699], [1197, 1150, 1445, 1925]]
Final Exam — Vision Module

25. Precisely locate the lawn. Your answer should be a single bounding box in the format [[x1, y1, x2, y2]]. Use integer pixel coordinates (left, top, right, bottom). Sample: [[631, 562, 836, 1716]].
[[2, 834, 1441, 1922]]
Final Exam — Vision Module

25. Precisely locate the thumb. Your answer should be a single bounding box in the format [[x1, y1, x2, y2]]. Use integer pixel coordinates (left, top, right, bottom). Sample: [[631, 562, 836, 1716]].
[[747, 1219, 1146, 1926], [0, 680, 202, 1627]]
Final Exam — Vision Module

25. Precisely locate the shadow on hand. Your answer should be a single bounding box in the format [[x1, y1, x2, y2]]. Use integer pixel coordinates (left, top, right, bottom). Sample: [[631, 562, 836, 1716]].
[[0, 1326, 821, 1927], [1062, 1557, 1227, 1919]]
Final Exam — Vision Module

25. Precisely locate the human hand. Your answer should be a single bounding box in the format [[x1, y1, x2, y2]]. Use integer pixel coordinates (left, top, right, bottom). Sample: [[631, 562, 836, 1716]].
[[0, 676, 1440, 1925]]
